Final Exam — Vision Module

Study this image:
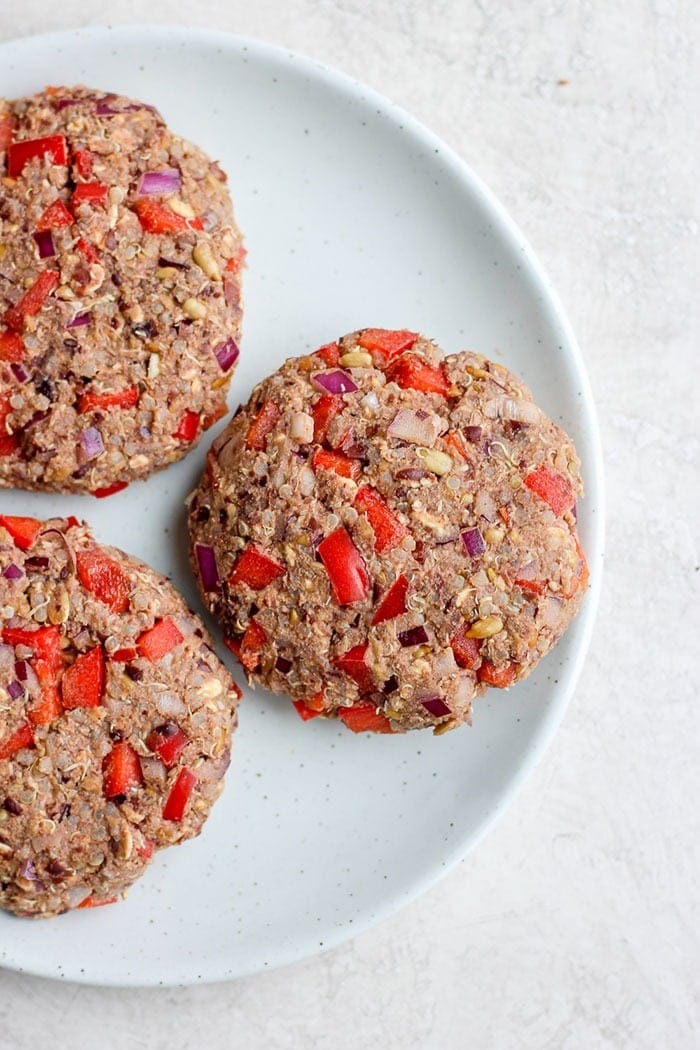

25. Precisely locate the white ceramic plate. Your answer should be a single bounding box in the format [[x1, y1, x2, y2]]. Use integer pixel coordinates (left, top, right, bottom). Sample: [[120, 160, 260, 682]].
[[0, 26, 603, 986]]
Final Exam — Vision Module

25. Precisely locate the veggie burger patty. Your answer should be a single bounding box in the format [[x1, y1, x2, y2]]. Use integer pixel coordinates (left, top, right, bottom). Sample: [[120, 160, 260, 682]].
[[0, 85, 244, 495], [188, 328, 588, 734], [0, 515, 240, 917]]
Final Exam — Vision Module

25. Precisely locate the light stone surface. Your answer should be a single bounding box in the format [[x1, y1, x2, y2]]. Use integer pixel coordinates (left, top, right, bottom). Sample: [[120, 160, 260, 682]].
[[0, 2, 698, 1048]]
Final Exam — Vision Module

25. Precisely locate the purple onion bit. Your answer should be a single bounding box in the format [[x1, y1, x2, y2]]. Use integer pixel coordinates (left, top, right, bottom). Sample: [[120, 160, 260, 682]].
[[7, 679, 24, 700], [3, 563, 24, 580], [195, 544, 220, 591], [421, 696, 451, 718], [10, 363, 29, 383], [311, 369, 358, 395], [80, 426, 104, 461], [463, 426, 482, 443], [214, 337, 239, 372], [137, 168, 181, 197], [15, 659, 28, 681], [33, 230, 56, 259], [398, 625, 429, 648], [461, 527, 486, 558], [24, 556, 50, 572], [275, 655, 293, 675], [67, 312, 91, 330]]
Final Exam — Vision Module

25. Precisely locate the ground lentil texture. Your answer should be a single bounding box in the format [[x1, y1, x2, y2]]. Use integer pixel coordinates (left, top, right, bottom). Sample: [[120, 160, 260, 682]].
[[188, 329, 589, 735], [0, 515, 239, 917], [0, 86, 244, 494]]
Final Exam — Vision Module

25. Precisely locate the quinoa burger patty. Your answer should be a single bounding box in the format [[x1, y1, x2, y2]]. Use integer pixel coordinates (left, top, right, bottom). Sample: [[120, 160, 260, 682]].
[[188, 328, 588, 735], [0, 514, 239, 917], [0, 85, 244, 495]]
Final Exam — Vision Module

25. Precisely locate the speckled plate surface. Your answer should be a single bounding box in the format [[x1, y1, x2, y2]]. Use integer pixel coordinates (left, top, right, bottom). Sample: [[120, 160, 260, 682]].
[[0, 26, 603, 986]]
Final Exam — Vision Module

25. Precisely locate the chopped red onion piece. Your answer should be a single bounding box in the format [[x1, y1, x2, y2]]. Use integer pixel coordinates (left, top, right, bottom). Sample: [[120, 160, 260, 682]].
[[398, 625, 429, 647], [387, 408, 440, 446], [67, 312, 91, 329], [24, 556, 50, 571], [15, 660, 28, 681], [214, 337, 239, 372], [461, 527, 485, 557], [33, 230, 56, 258], [195, 544, 219, 591], [137, 168, 181, 197], [54, 98, 81, 110], [80, 426, 104, 461], [421, 696, 451, 717], [395, 468, 430, 481], [7, 679, 24, 700], [3, 563, 24, 580], [200, 209, 217, 231], [275, 655, 293, 674], [95, 101, 119, 115], [10, 363, 29, 383], [463, 426, 482, 443], [311, 370, 358, 395]]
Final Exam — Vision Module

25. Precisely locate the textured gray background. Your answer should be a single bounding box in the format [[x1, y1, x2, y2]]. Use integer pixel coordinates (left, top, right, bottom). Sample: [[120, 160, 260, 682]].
[[0, 2, 698, 1047]]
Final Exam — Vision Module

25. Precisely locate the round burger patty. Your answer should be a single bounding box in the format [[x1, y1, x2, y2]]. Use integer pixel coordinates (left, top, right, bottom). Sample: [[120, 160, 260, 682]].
[[0, 85, 244, 494], [0, 514, 240, 917], [188, 328, 588, 735]]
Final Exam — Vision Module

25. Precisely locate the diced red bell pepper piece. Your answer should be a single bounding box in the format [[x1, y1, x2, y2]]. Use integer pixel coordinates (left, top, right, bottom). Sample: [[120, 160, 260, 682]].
[[111, 647, 137, 662], [92, 481, 129, 498], [146, 723, 189, 768], [293, 699, 322, 721], [137, 618, 185, 663], [228, 544, 286, 591], [4, 270, 60, 331], [443, 431, 469, 460], [235, 619, 268, 672], [102, 741, 143, 798], [0, 395, 18, 456], [338, 703, 393, 734], [0, 721, 35, 761], [163, 766, 197, 821], [318, 528, 371, 606], [514, 576, 548, 596], [333, 643, 374, 695], [245, 399, 281, 451], [523, 464, 575, 516], [0, 112, 16, 151], [76, 237, 100, 264], [477, 660, 518, 688], [354, 485, 409, 553], [312, 393, 342, 444], [172, 410, 200, 442], [27, 685, 62, 727], [372, 574, 409, 626], [357, 328, 418, 361], [136, 838, 155, 861], [132, 197, 202, 234], [312, 448, 361, 481], [0, 330, 26, 362], [385, 353, 449, 397], [77, 385, 139, 414], [7, 134, 67, 177], [450, 626, 482, 670], [0, 515, 42, 550], [35, 198, 73, 230], [77, 895, 118, 909], [72, 182, 109, 206], [225, 246, 247, 273], [314, 341, 339, 367], [61, 646, 105, 710], [72, 149, 94, 179], [65, 516, 80, 529], [3, 624, 62, 670], [76, 549, 131, 612]]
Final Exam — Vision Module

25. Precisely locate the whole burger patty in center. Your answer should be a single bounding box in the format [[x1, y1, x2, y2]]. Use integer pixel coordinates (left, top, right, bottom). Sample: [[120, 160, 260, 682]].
[[188, 329, 588, 734]]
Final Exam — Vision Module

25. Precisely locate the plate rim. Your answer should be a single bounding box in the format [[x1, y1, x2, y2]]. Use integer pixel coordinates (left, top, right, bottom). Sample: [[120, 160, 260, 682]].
[[0, 23, 605, 987]]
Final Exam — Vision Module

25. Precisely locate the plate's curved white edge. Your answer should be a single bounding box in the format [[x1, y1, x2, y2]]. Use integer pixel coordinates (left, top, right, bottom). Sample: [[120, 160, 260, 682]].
[[0, 24, 605, 988]]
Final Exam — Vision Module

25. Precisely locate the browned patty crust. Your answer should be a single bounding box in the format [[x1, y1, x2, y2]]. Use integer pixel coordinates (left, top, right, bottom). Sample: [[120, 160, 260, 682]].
[[0, 86, 244, 494], [188, 329, 588, 734], [0, 515, 240, 917]]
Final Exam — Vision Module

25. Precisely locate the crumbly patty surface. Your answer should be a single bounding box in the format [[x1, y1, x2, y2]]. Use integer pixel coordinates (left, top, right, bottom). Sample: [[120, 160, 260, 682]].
[[0, 515, 239, 917], [0, 86, 244, 494], [188, 329, 588, 734]]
